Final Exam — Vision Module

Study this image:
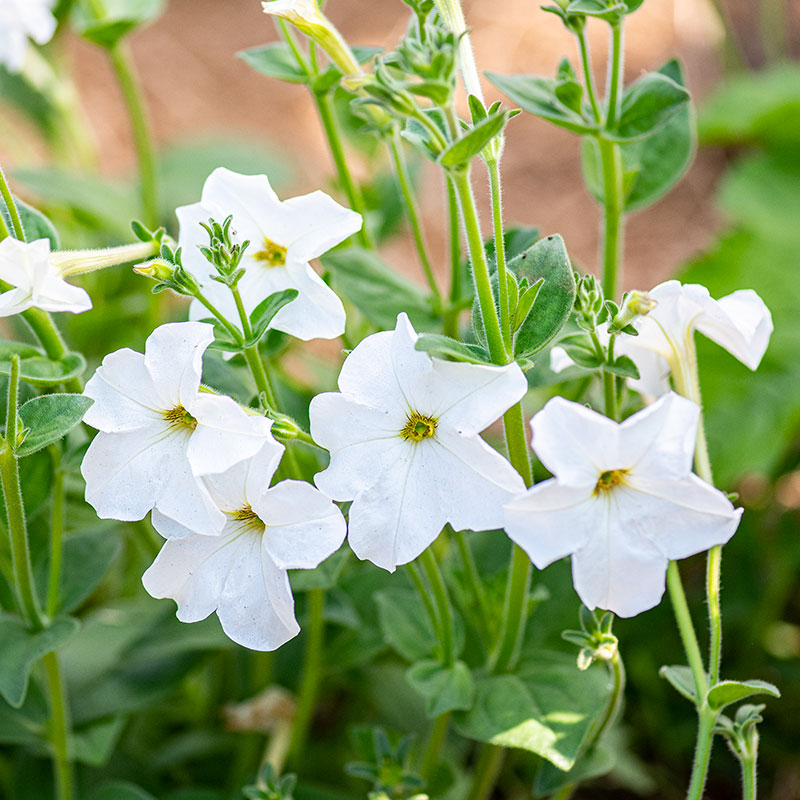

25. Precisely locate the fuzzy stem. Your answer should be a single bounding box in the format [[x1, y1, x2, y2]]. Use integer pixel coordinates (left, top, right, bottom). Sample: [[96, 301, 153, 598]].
[[741, 748, 757, 800], [667, 562, 709, 702], [43, 652, 73, 800], [453, 530, 492, 645], [287, 587, 325, 769], [47, 448, 65, 619], [0, 164, 25, 240], [576, 28, 602, 124], [443, 177, 462, 339], [687, 708, 717, 800], [389, 128, 442, 304], [487, 157, 512, 352], [108, 41, 159, 228], [420, 547, 455, 668]]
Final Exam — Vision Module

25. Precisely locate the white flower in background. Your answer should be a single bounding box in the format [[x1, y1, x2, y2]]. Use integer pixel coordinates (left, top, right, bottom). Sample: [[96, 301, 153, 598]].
[[619, 280, 773, 396], [81, 321, 274, 536], [310, 313, 527, 572], [143, 439, 347, 651], [0, 0, 56, 74], [0, 237, 91, 315], [178, 168, 361, 341], [550, 281, 773, 397], [504, 393, 742, 617]]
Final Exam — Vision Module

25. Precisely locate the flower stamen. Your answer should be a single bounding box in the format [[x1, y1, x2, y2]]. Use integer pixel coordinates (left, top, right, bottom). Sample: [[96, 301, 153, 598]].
[[400, 410, 438, 443], [253, 237, 287, 267], [227, 504, 265, 534], [163, 405, 199, 431], [594, 468, 629, 494]]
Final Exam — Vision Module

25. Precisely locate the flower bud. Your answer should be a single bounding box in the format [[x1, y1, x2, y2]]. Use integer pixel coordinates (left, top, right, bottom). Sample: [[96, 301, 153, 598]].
[[50, 241, 159, 277], [133, 258, 176, 282], [612, 289, 657, 329]]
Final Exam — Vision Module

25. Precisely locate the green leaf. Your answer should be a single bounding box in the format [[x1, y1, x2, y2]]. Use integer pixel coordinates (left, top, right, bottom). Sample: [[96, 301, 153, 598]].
[[88, 782, 157, 800], [0, 196, 60, 249], [603, 354, 639, 379], [414, 334, 492, 364], [290, 548, 349, 592], [567, 0, 626, 22], [375, 588, 437, 662], [658, 665, 698, 704], [535, 741, 615, 794], [16, 394, 93, 457], [35, 531, 122, 615], [322, 247, 439, 331], [0, 615, 80, 707], [406, 659, 475, 718], [454, 651, 612, 770], [707, 679, 780, 712], [0, 342, 87, 387], [249, 288, 299, 343], [438, 112, 511, 168], [510, 234, 576, 357], [582, 60, 695, 212], [72, 716, 126, 767], [486, 72, 597, 135], [609, 71, 690, 142], [237, 43, 308, 84], [73, 0, 165, 48]]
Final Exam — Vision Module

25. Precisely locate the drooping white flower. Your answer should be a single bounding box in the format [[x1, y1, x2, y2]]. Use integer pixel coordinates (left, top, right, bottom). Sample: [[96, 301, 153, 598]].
[[178, 168, 361, 341], [504, 393, 742, 617], [143, 439, 346, 651], [618, 280, 773, 396], [0, 237, 91, 315], [309, 313, 527, 572], [81, 321, 274, 536], [0, 0, 56, 74]]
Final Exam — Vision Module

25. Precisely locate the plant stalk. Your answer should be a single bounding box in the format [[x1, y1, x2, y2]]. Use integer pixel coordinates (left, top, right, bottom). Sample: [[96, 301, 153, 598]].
[[43, 652, 73, 800]]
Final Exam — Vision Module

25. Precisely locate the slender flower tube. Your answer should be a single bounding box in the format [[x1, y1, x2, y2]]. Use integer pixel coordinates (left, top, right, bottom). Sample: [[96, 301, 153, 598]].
[[310, 313, 526, 572], [81, 321, 274, 536], [143, 439, 346, 651], [433, 0, 484, 102], [0, 0, 56, 74], [504, 393, 742, 617], [179, 167, 361, 341], [0, 237, 91, 315]]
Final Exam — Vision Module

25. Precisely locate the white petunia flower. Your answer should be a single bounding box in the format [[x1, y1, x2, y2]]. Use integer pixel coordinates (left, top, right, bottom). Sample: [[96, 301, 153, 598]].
[[81, 321, 274, 536], [178, 167, 361, 341], [0, 0, 56, 74], [142, 439, 346, 651], [0, 237, 91, 315], [310, 313, 527, 572], [504, 393, 742, 617]]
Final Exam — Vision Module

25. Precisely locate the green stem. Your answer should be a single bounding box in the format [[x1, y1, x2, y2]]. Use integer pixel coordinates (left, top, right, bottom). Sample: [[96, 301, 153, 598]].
[[0, 206, 10, 240], [590, 651, 626, 747], [407, 560, 442, 651], [313, 91, 374, 250], [192, 289, 244, 345], [604, 22, 625, 130], [388, 128, 442, 303], [466, 744, 505, 800], [597, 138, 624, 302], [666, 562, 708, 702], [0, 164, 25, 240], [420, 547, 455, 668], [453, 530, 492, 645], [420, 711, 450, 782], [552, 785, 576, 800], [489, 545, 531, 674], [576, 28, 602, 124], [707, 545, 722, 686], [443, 177, 462, 339], [450, 169, 506, 364], [287, 587, 324, 769], [47, 448, 65, 619], [108, 42, 159, 228], [487, 157, 512, 352], [43, 651, 73, 800], [1, 358, 45, 630], [687, 708, 716, 800], [741, 750, 757, 800]]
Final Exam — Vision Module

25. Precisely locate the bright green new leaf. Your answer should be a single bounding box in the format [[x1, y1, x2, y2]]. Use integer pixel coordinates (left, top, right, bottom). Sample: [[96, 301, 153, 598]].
[[603, 354, 640, 379], [658, 665, 698, 704], [438, 112, 512, 169], [486, 72, 597, 135], [567, 0, 626, 22], [0, 615, 80, 707], [414, 334, 492, 365], [707, 679, 780, 712], [237, 43, 309, 84], [454, 652, 612, 769], [609, 71, 689, 142], [16, 394, 93, 457], [322, 247, 440, 331], [249, 288, 299, 343], [406, 659, 475, 718]]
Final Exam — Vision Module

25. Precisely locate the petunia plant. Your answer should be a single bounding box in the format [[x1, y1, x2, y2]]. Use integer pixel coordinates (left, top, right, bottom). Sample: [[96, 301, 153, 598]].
[[0, 1, 788, 799]]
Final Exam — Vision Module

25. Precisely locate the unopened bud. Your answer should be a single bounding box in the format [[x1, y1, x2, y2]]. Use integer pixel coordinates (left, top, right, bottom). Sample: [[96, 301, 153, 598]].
[[613, 290, 656, 329], [133, 258, 176, 282], [51, 241, 159, 277]]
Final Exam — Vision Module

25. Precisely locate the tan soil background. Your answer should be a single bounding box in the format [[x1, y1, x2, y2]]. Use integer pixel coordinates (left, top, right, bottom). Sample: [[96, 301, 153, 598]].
[[8, 0, 800, 290]]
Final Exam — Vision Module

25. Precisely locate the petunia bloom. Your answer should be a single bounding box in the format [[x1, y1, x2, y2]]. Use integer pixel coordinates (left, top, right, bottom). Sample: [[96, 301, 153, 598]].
[[0, 0, 56, 73], [310, 313, 527, 572], [178, 167, 361, 341], [143, 438, 346, 651], [504, 393, 742, 617], [81, 321, 274, 536], [0, 237, 91, 315]]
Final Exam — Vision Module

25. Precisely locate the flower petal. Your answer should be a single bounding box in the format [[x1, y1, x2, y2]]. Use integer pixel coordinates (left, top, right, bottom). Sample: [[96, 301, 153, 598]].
[[504, 481, 596, 568], [258, 480, 346, 570]]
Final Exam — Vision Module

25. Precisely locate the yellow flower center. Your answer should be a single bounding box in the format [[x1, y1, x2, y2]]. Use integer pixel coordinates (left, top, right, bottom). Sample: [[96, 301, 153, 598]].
[[227, 504, 265, 534], [253, 236, 287, 267], [594, 468, 629, 494], [163, 405, 198, 431], [400, 411, 438, 443]]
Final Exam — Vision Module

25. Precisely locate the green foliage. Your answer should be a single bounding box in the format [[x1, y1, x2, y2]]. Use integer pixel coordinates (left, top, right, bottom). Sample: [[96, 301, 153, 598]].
[[414, 334, 491, 364], [0, 342, 86, 388], [375, 588, 437, 662], [609, 72, 689, 142], [1, 197, 60, 249], [16, 393, 92, 456], [72, 0, 165, 48], [706, 680, 780, 712], [238, 44, 308, 84], [0, 615, 80, 707], [405, 659, 474, 717], [438, 110, 516, 170]]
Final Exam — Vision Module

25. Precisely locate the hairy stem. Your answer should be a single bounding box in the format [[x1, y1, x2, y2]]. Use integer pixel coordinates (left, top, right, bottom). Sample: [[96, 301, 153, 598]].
[[43, 652, 73, 800], [420, 547, 455, 668], [487, 157, 512, 352], [443, 177, 462, 338]]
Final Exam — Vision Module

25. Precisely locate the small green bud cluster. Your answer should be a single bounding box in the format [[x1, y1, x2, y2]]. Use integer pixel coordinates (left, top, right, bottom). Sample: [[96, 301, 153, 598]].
[[542, 0, 644, 32], [562, 606, 619, 671], [345, 728, 425, 798], [715, 704, 763, 764], [242, 763, 297, 800], [574, 272, 605, 332], [199, 215, 250, 289], [504, 271, 544, 334], [131, 220, 200, 296]]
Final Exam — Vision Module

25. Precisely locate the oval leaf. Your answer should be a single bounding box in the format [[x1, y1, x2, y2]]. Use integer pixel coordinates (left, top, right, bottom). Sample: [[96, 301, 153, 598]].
[[707, 679, 780, 712], [415, 334, 492, 365], [659, 664, 698, 704], [609, 71, 690, 143], [406, 659, 475, 718], [17, 394, 93, 457], [439, 112, 511, 169], [237, 43, 308, 84]]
